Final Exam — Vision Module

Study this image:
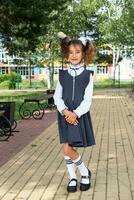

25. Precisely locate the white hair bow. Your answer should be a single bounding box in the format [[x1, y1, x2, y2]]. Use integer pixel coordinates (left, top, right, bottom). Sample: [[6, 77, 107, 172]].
[[57, 32, 67, 39], [57, 32, 89, 47], [78, 36, 88, 46]]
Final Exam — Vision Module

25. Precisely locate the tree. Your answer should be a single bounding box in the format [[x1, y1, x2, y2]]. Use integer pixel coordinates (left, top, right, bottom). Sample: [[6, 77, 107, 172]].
[[99, 0, 134, 46], [55, 0, 104, 42], [0, 0, 71, 54], [35, 0, 107, 88], [36, 30, 60, 89], [0, 0, 71, 87], [98, 0, 134, 85]]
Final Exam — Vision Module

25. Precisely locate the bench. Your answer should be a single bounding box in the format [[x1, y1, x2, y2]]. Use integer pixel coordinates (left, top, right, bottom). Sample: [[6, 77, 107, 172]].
[[19, 93, 55, 120], [0, 102, 17, 140], [0, 110, 5, 117], [0, 110, 12, 141]]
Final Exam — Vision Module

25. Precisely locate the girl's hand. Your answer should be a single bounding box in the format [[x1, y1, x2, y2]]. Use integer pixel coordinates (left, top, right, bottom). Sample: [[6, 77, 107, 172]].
[[66, 118, 79, 125], [73, 119, 79, 126], [65, 112, 79, 125], [63, 109, 71, 116]]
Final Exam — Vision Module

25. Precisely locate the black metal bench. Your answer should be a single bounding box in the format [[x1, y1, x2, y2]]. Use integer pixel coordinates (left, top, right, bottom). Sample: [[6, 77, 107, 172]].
[[0, 102, 17, 141], [19, 93, 55, 120], [0, 110, 12, 141]]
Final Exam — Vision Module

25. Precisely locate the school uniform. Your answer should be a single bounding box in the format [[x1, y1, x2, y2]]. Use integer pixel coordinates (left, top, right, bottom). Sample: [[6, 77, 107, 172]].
[[54, 63, 95, 147]]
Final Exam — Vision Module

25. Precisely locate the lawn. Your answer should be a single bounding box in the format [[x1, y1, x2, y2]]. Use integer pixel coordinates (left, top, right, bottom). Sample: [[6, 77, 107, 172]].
[[0, 91, 49, 120], [94, 79, 133, 89]]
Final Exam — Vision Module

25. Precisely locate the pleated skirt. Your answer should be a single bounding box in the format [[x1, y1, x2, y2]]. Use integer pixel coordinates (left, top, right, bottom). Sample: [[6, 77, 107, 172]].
[[57, 111, 95, 147]]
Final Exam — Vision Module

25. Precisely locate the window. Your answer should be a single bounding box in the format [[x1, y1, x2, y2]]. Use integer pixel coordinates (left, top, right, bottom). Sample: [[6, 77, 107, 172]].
[[32, 68, 34, 75], [0, 67, 8, 74], [97, 66, 108, 74], [15, 66, 34, 76]]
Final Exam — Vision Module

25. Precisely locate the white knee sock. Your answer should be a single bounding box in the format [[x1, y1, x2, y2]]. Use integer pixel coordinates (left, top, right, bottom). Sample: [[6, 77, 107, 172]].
[[64, 156, 77, 186], [73, 155, 89, 184]]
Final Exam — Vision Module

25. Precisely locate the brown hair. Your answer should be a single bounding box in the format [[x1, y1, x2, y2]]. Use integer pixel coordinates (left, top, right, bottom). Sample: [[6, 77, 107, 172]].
[[60, 37, 96, 64]]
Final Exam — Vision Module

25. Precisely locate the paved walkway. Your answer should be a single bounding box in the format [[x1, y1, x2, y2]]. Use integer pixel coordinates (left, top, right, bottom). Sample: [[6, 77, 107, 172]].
[[0, 89, 134, 200], [0, 110, 56, 166]]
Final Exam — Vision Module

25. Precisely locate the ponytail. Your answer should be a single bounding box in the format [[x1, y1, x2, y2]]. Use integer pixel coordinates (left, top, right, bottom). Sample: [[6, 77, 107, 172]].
[[84, 40, 96, 64]]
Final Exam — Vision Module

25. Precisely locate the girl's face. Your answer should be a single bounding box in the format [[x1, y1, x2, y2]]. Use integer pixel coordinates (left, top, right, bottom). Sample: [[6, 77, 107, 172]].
[[68, 44, 83, 65]]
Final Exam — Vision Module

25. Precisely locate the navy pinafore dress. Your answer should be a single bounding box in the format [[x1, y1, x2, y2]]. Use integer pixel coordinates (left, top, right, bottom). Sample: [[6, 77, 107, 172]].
[[57, 69, 95, 147]]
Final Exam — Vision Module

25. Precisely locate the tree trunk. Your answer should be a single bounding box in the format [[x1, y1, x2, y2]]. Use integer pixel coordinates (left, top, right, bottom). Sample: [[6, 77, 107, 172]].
[[47, 62, 54, 89], [47, 64, 51, 89], [50, 62, 54, 89], [113, 47, 120, 87], [113, 47, 116, 86], [29, 57, 32, 88]]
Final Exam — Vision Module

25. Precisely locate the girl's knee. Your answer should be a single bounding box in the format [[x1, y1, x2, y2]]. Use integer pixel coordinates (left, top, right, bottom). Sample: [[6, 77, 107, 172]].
[[63, 143, 73, 157]]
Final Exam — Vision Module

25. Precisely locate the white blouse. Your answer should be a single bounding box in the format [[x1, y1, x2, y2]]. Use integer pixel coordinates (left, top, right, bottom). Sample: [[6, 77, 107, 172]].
[[53, 64, 94, 118]]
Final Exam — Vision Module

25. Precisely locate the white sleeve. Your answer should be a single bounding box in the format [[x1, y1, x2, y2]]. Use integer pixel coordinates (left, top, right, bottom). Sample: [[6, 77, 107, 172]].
[[73, 73, 93, 118], [53, 80, 68, 115]]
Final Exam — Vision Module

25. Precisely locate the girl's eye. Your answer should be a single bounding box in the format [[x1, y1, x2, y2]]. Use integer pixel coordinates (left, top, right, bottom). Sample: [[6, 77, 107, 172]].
[[69, 51, 81, 54]]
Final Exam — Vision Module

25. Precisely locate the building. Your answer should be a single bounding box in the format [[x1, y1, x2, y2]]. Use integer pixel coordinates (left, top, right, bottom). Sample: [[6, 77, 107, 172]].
[[0, 45, 35, 80], [114, 58, 134, 81], [1, 43, 133, 82]]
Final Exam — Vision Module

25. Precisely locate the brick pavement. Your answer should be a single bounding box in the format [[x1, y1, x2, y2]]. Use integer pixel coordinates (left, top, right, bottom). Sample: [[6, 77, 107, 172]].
[[0, 89, 134, 200], [0, 109, 56, 167]]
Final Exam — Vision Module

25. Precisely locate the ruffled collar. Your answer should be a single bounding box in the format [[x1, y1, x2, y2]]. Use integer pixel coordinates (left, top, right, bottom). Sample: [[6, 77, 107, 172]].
[[69, 63, 84, 70]]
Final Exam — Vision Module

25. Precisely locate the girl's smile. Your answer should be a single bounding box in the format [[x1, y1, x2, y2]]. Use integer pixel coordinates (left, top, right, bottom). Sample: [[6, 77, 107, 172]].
[[68, 45, 83, 65]]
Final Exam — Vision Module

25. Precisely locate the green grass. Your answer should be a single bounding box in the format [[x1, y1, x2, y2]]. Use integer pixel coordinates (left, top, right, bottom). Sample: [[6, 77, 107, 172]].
[[0, 92, 46, 103], [18, 80, 46, 89], [94, 78, 113, 88], [94, 79, 132, 89], [0, 91, 49, 121], [0, 79, 48, 89]]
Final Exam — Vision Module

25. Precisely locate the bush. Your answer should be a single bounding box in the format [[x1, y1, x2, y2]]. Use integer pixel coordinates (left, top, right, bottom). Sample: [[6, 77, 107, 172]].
[[0, 80, 10, 89], [0, 73, 22, 89], [8, 73, 16, 89], [9, 73, 21, 89], [0, 74, 9, 83]]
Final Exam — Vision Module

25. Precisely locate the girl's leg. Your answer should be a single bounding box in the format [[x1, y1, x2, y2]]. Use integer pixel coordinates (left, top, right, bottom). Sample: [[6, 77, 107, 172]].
[[63, 143, 79, 160], [73, 154, 91, 191], [63, 143, 78, 189], [72, 155, 90, 184], [63, 143, 90, 185]]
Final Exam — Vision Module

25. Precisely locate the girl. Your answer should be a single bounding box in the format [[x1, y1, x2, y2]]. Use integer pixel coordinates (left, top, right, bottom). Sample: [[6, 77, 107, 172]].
[[53, 32, 96, 193]]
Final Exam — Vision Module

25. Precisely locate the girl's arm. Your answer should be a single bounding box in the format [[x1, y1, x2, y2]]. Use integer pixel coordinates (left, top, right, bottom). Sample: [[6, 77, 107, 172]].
[[73, 73, 93, 118], [53, 80, 68, 115]]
